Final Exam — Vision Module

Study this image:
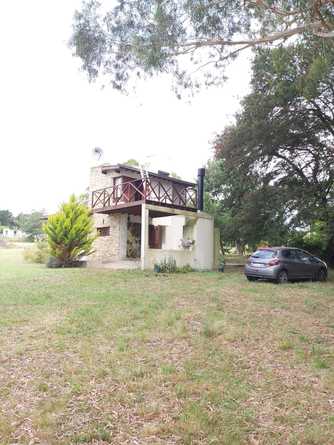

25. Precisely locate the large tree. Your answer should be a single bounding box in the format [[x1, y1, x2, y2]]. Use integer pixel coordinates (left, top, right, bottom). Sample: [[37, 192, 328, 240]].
[[207, 38, 334, 259], [0, 210, 15, 228], [70, 1, 334, 93], [205, 160, 290, 253]]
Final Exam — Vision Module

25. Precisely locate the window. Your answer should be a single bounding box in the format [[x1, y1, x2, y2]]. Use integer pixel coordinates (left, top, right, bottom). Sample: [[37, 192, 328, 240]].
[[281, 249, 297, 259], [251, 249, 277, 260], [296, 250, 312, 262], [97, 227, 110, 237]]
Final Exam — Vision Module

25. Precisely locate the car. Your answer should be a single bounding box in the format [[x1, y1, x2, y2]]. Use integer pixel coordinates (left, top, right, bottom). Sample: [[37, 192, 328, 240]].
[[244, 247, 328, 284]]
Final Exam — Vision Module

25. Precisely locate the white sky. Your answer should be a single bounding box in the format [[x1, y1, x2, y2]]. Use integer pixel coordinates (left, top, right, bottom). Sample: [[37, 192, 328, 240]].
[[0, 1, 251, 215]]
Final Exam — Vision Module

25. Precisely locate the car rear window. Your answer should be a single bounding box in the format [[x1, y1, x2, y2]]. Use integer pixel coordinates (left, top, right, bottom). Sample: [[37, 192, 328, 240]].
[[251, 249, 277, 259]]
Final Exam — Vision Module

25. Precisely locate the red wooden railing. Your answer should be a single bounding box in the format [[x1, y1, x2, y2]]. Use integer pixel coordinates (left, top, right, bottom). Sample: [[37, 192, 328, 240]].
[[91, 178, 197, 211]]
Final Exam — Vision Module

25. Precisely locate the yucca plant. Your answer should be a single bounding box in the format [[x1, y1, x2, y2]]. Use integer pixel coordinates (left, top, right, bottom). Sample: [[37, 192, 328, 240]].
[[44, 195, 96, 267]]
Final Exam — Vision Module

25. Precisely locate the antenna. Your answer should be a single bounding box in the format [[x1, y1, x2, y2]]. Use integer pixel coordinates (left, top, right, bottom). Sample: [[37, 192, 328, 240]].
[[92, 147, 104, 162]]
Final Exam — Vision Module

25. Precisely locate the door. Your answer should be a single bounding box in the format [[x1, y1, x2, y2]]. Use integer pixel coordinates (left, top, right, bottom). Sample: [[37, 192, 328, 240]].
[[295, 250, 315, 279], [149, 225, 162, 249], [280, 249, 300, 279], [127, 223, 141, 258]]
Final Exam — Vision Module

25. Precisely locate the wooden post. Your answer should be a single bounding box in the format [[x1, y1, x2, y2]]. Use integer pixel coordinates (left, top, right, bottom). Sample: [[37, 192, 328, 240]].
[[141, 203, 149, 270]]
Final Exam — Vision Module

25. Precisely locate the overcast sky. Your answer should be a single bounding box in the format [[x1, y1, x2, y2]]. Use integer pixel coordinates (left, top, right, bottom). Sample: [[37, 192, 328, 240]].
[[0, 1, 251, 215]]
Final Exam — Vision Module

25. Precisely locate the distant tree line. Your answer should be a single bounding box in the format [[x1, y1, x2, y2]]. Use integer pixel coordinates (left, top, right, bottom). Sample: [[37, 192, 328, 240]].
[[0, 209, 44, 241]]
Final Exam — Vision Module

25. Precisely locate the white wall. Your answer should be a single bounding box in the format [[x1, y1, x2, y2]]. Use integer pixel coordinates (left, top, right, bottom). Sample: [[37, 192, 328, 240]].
[[143, 210, 215, 270], [1, 228, 26, 239], [152, 215, 185, 250], [144, 249, 193, 269], [192, 217, 214, 270]]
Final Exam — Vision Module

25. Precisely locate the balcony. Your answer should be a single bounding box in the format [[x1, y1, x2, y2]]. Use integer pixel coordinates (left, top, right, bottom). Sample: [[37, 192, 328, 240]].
[[91, 177, 198, 214]]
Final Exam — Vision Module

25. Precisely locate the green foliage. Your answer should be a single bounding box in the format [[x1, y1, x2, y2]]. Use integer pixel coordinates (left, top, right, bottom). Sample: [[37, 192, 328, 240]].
[[205, 159, 289, 252], [23, 241, 49, 264], [154, 257, 177, 274], [289, 222, 331, 258], [15, 211, 44, 241], [70, 1, 333, 94], [207, 40, 334, 261], [154, 257, 193, 274], [124, 159, 140, 167], [43, 195, 96, 267], [0, 210, 14, 228]]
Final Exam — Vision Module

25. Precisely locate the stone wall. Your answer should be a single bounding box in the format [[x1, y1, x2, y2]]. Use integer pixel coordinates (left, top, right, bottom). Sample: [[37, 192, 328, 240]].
[[90, 165, 114, 190], [88, 166, 129, 265], [88, 212, 128, 265]]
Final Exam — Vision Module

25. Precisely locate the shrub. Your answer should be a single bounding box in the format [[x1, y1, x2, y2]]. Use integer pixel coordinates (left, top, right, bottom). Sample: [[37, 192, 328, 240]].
[[23, 241, 49, 264], [177, 264, 194, 273], [154, 257, 193, 274], [288, 221, 329, 259], [154, 257, 177, 273], [43, 195, 96, 267]]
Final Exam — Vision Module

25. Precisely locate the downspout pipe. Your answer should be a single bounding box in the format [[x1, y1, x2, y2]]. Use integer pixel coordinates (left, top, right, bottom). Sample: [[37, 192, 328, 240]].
[[197, 168, 205, 211]]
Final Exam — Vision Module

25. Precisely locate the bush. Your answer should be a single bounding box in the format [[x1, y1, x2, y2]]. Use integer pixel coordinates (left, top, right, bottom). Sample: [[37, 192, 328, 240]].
[[43, 195, 96, 267], [154, 257, 177, 273], [288, 221, 329, 259], [154, 257, 193, 274], [23, 241, 49, 264], [177, 264, 194, 273]]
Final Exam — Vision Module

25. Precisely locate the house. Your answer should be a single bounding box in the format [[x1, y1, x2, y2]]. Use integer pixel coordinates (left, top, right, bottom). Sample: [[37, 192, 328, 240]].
[[89, 163, 220, 270], [0, 226, 26, 240]]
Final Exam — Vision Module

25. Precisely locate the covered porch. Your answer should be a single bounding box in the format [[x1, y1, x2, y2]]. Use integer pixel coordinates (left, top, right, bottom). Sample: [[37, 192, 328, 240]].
[[97, 203, 216, 271]]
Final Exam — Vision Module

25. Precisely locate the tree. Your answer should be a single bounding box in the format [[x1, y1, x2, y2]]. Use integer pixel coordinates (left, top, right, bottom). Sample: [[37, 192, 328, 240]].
[[0, 210, 14, 228], [124, 158, 140, 166], [208, 39, 334, 261], [15, 211, 44, 241], [43, 195, 96, 267], [70, 0, 334, 93], [205, 160, 289, 253]]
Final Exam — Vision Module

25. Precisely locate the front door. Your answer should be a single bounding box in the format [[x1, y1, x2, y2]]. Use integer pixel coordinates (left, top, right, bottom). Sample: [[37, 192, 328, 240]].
[[127, 223, 141, 258]]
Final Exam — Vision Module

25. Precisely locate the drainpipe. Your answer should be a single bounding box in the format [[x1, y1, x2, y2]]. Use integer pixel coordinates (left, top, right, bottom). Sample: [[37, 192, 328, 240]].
[[197, 168, 205, 211]]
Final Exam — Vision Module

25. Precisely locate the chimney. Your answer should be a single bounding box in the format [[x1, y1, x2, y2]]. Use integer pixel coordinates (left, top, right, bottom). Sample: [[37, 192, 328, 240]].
[[197, 168, 205, 211]]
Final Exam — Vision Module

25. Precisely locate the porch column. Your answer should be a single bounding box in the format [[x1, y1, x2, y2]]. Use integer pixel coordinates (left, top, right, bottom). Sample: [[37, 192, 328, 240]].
[[141, 203, 149, 270]]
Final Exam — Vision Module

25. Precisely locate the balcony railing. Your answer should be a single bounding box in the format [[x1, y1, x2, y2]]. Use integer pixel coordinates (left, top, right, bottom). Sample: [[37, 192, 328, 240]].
[[92, 178, 198, 212]]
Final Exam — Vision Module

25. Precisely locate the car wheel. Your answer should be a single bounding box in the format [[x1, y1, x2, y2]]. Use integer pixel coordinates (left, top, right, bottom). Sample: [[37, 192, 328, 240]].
[[247, 276, 257, 282], [276, 270, 288, 284], [318, 268, 327, 282]]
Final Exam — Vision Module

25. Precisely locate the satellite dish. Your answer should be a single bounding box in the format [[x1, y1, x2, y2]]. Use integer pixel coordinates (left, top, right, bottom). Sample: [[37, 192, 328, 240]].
[[92, 147, 104, 162]]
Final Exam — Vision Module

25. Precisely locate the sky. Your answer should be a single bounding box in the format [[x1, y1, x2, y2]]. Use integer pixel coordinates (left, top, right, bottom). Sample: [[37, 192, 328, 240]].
[[0, 1, 251, 215]]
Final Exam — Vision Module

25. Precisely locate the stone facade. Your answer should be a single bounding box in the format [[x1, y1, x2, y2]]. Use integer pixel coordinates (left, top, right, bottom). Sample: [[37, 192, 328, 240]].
[[88, 166, 129, 265], [89, 213, 128, 264]]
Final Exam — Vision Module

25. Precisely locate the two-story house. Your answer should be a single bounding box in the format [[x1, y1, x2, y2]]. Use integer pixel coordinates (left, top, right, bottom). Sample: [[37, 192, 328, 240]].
[[89, 163, 219, 270]]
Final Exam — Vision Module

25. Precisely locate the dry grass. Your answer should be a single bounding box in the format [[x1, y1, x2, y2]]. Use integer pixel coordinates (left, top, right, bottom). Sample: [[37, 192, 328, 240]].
[[0, 248, 333, 444]]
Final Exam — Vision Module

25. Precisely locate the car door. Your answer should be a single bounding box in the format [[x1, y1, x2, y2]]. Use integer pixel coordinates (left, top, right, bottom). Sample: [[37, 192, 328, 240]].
[[295, 250, 314, 279], [280, 249, 300, 279]]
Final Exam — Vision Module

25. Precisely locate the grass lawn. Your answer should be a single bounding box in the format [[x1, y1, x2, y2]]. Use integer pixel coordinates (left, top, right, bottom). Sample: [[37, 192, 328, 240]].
[[0, 248, 334, 445]]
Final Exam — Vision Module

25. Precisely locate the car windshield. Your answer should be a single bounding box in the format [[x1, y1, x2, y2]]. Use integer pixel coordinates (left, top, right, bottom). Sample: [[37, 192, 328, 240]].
[[251, 249, 277, 260]]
